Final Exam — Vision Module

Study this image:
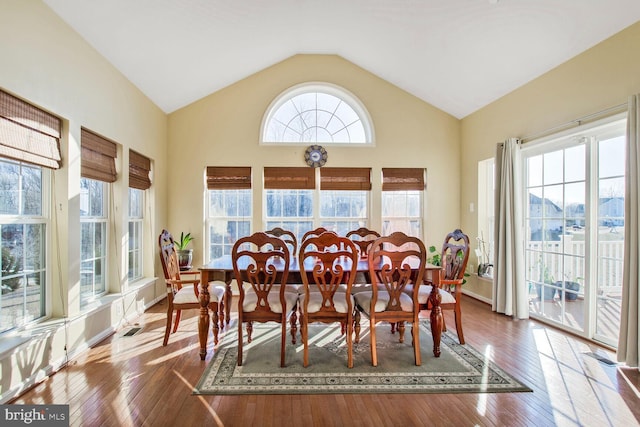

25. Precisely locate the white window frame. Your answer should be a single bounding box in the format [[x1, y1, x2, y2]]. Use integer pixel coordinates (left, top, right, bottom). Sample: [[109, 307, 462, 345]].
[[521, 113, 626, 346], [381, 190, 423, 238], [206, 189, 252, 261], [261, 82, 375, 146], [319, 189, 369, 236], [127, 187, 144, 282], [80, 177, 108, 306], [264, 189, 315, 243], [0, 159, 49, 334]]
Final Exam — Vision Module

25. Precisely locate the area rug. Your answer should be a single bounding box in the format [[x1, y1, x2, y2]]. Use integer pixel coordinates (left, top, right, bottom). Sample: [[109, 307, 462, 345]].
[[194, 321, 531, 395]]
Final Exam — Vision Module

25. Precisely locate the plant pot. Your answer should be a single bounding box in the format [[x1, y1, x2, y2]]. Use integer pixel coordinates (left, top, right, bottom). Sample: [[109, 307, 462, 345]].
[[557, 281, 580, 301], [177, 249, 193, 271], [536, 284, 557, 300]]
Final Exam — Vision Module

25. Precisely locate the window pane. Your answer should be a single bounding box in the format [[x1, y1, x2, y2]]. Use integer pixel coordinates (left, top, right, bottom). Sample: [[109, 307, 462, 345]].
[[0, 161, 20, 215], [22, 164, 42, 216], [0, 162, 46, 333], [263, 85, 371, 144], [543, 150, 563, 185], [128, 188, 144, 281], [381, 190, 422, 238], [80, 178, 108, 305], [525, 118, 624, 346], [207, 189, 252, 261]]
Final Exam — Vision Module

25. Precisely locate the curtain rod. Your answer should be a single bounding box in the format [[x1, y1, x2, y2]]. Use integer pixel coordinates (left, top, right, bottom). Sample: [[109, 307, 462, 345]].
[[520, 102, 627, 143]]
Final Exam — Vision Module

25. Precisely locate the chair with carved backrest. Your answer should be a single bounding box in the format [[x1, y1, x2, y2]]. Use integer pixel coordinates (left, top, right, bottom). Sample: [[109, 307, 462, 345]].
[[404, 229, 470, 344], [232, 232, 299, 367], [158, 229, 225, 347], [346, 227, 381, 287], [353, 232, 426, 367], [299, 232, 360, 368], [265, 226, 298, 257], [301, 226, 329, 243], [346, 227, 381, 258]]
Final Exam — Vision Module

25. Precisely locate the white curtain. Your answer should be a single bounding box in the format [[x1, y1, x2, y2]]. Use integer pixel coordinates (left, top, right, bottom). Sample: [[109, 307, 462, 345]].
[[492, 138, 528, 318], [618, 94, 640, 368]]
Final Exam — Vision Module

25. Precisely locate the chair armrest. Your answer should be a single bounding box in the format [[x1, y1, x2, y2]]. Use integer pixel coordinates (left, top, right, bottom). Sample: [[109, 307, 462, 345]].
[[179, 270, 201, 276]]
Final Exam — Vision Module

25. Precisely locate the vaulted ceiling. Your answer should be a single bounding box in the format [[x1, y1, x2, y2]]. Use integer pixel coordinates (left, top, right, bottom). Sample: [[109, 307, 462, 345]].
[[43, 0, 640, 119]]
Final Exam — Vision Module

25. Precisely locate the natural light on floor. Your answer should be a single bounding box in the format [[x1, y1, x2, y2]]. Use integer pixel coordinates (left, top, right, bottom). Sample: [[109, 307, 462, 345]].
[[532, 328, 635, 426]]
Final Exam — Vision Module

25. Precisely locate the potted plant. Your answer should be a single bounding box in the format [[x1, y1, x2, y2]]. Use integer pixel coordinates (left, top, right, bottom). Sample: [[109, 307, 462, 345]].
[[174, 232, 194, 270], [427, 245, 470, 285]]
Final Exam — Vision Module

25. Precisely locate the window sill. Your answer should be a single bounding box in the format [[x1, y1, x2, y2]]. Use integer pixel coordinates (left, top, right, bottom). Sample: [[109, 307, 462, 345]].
[[474, 273, 494, 283]]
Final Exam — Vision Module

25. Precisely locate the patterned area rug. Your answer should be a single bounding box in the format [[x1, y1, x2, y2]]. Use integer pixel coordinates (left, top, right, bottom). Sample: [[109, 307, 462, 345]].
[[194, 321, 531, 395]]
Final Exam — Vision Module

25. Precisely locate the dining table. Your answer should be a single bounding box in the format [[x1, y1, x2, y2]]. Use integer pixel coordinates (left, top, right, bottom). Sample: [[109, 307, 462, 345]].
[[196, 255, 444, 361]]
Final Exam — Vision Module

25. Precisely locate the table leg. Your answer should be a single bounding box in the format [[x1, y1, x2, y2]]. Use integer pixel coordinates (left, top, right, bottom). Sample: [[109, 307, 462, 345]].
[[428, 272, 443, 358], [198, 275, 210, 361], [225, 282, 232, 326]]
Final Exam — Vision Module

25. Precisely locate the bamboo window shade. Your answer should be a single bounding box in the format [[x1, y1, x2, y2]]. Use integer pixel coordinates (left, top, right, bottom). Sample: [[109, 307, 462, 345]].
[[129, 150, 152, 190], [81, 128, 117, 183], [320, 167, 371, 190], [0, 89, 62, 169], [382, 168, 425, 191], [264, 167, 315, 189], [206, 166, 252, 189]]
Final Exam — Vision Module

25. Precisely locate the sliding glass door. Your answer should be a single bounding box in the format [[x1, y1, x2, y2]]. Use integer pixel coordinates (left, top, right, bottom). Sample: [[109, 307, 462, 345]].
[[523, 116, 625, 347]]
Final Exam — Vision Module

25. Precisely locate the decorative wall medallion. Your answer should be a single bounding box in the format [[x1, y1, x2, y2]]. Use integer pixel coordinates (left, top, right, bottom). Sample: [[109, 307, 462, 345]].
[[304, 145, 328, 168]]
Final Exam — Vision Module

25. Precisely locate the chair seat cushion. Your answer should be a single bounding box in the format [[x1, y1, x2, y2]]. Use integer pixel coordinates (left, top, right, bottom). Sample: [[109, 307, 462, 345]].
[[353, 290, 414, 314], [404, 284, 456, 304], [242, 290, 299, 314], [305, 291, 354, 314], [174, 282, 225, 305]]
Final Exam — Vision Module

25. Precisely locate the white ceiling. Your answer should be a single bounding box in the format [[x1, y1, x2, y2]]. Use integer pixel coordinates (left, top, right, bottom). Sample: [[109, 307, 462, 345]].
[[43, 0, 640, 119]]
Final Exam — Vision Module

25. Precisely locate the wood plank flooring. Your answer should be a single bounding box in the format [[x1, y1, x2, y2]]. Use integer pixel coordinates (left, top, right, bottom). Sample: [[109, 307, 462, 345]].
[[11, 296, 640, 427]]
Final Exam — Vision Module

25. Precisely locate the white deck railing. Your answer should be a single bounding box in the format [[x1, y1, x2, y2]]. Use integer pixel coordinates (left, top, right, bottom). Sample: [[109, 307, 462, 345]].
[[525, 234, 624, 296]]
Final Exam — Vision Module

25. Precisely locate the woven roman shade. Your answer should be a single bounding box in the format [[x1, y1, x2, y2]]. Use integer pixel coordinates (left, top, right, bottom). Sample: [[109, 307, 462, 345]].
[[382, 168, 425, 191], [264, 167, 315, 190], [129, 150, 151, 190], [320, 167, 371, 190], [206, 166, 252, 189], [81, 128, 117, 183], [0, 89, 62, 169]]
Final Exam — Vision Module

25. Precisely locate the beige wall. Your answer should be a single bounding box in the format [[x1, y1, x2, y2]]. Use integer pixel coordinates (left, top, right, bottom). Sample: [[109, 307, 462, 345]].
[[460, 21, 640, 300], [0, 0, 168, 402], [4, 0, 640, 405], [168, 54, 461, 266]]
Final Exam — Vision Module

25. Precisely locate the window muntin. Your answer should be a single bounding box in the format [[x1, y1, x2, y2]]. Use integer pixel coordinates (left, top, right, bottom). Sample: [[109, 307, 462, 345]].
[[207, 189, 252, 260], [523, 116, 625, 346], [265, 189, 314, 243], [0, 159, 47, 334], [381, 191, 422, 237], [80, 178, 108, 305], [262, 83, 373, 144], [128, 187, 143, 281], [319, 190, 368, 236]]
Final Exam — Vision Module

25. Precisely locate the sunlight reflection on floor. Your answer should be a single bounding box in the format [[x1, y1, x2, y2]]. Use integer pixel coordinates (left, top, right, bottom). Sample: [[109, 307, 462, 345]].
[[533, 328, 636, 427]]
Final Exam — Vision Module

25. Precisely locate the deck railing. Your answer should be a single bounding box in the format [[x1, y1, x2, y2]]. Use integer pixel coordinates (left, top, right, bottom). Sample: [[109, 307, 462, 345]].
[[525, 234, 624, 296]]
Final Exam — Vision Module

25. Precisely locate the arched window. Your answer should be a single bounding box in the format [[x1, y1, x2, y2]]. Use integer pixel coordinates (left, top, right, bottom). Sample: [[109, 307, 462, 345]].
[[261, 83, 374, 144]]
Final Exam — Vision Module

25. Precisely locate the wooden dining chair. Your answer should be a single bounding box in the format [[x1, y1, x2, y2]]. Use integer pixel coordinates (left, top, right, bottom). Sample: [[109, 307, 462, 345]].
[[298, 232, 359, 368], [232, 232, 299, 367], [158, 229, 225, 347], [346, 227, 381, 287], [265, 226, 298, 257], [411, 229, 470, 344], [346, 227, 381, 258], [353, 232, 426, 367], [301, 226, 329, 242]]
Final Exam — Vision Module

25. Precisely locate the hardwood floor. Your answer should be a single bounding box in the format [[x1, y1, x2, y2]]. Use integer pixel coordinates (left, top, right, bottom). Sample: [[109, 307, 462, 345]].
[[12, 296, 640, 427]]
